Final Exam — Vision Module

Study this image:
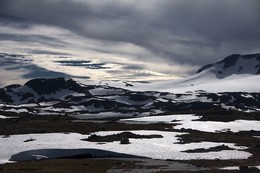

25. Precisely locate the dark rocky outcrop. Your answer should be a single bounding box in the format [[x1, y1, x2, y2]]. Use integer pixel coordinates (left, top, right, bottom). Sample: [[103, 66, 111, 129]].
[[83, 132, 163, 143], [25, 78, 87, 94], [182, 145, 234, 153]]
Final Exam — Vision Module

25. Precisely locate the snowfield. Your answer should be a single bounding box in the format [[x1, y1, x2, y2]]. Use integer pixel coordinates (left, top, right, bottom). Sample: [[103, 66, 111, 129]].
[[0, 130, 251, 164], [220, 165, 260, 171], [174, 119, 260, 133], [88, 72, 260, 93], [0, 115, 18, 119], [121, 114, 260, 133]]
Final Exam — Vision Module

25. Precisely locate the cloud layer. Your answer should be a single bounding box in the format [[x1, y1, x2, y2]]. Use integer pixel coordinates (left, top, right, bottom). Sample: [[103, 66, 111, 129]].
[[0, 0, 260, 80]]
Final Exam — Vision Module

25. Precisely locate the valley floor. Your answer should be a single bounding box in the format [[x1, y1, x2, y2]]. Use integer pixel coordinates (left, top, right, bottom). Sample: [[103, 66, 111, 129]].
[[0, 112, 259, 172]]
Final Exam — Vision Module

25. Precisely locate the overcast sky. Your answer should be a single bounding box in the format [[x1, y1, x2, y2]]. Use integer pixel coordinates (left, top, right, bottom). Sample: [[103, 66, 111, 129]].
[[0, 0, 260, 83]]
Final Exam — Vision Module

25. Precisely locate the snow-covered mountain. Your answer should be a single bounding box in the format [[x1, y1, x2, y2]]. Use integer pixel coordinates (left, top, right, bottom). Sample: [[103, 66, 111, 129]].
[[0, 53, 259, 117], [99, 53, 260, 93], [197, 53, 260, 78], [0, 77, 259, 117]]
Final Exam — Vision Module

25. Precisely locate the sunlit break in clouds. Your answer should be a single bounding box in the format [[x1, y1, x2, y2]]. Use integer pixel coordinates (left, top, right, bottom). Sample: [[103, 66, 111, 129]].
[[0, 0, 260, 86]]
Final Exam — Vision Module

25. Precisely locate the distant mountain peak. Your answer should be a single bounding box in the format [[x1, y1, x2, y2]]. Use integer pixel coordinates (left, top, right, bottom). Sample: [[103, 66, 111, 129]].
[[24, 77, 86, 94], [197, 53, 260, 78]]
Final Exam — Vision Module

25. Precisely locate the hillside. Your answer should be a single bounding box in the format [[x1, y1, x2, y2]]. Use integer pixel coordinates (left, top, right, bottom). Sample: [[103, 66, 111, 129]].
[[197, 53, 260, 78]]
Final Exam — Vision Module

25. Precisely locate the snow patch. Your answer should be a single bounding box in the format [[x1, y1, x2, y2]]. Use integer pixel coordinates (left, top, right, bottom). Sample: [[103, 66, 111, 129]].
[[121, 114, 260, 133], [0, 131, 251, 164], [0, 115, 18, 119], [92, 73, 260, 93]]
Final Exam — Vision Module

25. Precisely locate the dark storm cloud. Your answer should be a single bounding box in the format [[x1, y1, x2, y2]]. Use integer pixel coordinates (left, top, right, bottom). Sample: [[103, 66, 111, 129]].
[[55, 60, 109, 69], [1, 0, 260, 66], [123, 64, 145, 70], [0, 53, 89, 80], [27, 50, 71, 56]]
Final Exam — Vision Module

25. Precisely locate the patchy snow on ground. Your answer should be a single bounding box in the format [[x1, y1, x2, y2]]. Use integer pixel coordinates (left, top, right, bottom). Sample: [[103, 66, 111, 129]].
[[121, 114, 260, 133], [120, 114, 198, 124], [0, 130, 251, 164], [90, 130, 249, 160], [4, 108, 28, 113], [175, 119, 260, 133], [220, 166, 240, 170], [220, 165, 260, 171], [0, 115, 18, 119]]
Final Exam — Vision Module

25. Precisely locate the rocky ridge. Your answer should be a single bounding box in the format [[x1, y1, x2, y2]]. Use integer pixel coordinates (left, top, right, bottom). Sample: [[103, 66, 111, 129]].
[[0, 77, 259, 117]]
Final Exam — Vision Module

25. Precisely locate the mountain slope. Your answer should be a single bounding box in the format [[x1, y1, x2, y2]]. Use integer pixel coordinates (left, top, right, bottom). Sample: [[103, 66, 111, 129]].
[[100, 53, 260, 93], [197, 53, 260, 78]]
